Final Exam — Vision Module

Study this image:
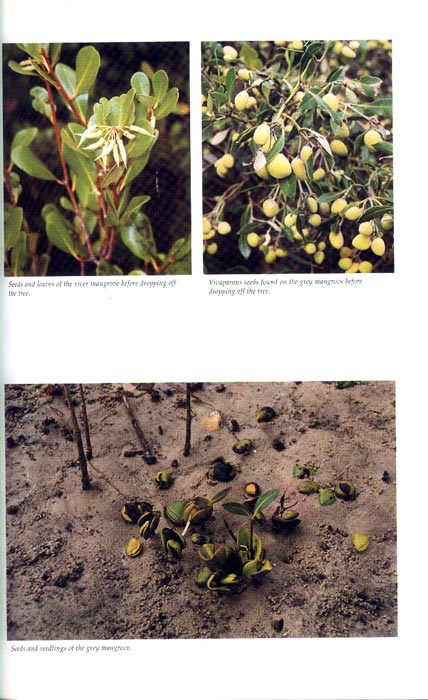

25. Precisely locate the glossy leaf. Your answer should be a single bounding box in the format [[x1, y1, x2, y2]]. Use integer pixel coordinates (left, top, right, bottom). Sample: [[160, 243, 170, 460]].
[[152, 70, 168, 103], [222, 501, 251, 517], [4, 206, 24, 251], [155, 87, 179, 120], [109, 88, 135, 127], [74, 45, 100, 97], [120, 195, 151, 224], [44, 208, 81, 259], [11, 127, 38, 152], [131, 71, 151, 97], [55, 63, 76, 97], [120, 217, 156, 261], [11, 145, 58, 181], [253, 489, 279, 517]]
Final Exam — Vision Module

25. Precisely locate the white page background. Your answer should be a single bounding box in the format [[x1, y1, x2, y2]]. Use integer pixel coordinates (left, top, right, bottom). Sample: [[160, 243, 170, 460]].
[[1, 2, 427, 699]]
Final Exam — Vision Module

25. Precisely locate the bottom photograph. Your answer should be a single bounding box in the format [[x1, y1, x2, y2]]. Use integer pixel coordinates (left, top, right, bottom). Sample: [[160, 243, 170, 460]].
[[5, 381, 397, 640]]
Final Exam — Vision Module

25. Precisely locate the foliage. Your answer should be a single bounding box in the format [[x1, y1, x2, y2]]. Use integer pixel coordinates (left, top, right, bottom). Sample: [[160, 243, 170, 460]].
[[202, 40, 393, 274], [4, 43, 190, 276]]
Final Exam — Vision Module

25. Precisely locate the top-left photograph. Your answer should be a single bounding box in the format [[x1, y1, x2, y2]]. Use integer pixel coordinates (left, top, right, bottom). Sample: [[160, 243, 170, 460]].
[[3, 43, 191, 276]]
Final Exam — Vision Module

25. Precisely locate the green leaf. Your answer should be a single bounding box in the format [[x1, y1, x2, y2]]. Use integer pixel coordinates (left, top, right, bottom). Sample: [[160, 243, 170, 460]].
[[120, 215, 156, 261], [374, 141, 393, 156], [96, 259, 123, 275], [168, 236, 191, 262], [30, 86, 53, 121], [222, 502, 251, 517], [253, 489, 279, 517], [155, 87, 179, 120], [152, 70, 169, 103], [239, 43, 263, 70], [210, 487, 232, 504], [49, 44, 62, 66], [55, 63, 76, 97], [8, 59, 40, 77], [4, 206, 24, 251], [61, 129, 98, 193], [10, 231, 30, 275], [265, 132, 285, 164], [11, 145, 58, 181], [109, 88, 135, 127], [362, 98, 393, 118], [74, 45, 100, 97], [44, 208, 81, 259], [358, 205, 393, 224], [131, 71, 151, 97], [11, 127, 38, 152]]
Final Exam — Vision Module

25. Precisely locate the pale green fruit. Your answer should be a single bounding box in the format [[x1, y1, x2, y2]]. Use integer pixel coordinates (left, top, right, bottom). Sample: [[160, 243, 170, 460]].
[[331, 140, 348, 156], [304, 242, 317, 255], [317, 241, 326, 251], [319, 202, 330, 216], [237, 68, 251, 80], [255, 164, 269, 179], [371, 237, 386, 256], [307, 197, 318, 214], [202, 217, 211, 234], [381, 213, 393, 231], [340, 246, 353, 258], [284, 213, 297, 227], [300, 145, 313, 163], [364, 129, 383, 150], [336, 121, 350, 138], [291, 157, 307, 180], [329, 230, 344, 249], [358, 221, 373, 236], [223, 45, 238, 61], [265, 247, 277, 263], [352, 233, 372, 251], [312, 167, 326, 181], [352, 533, 370, 552], [344, 206, 363, 221], [359, 260, 373, 273], [342, 45, 357, 59], [331, 198, 348, 215], [308, 214, 322, 227], [349, 40, 360, 50], [234, 90, 249, 110], [253, 123, 271, 146], [217, 221, 232, 235], [267, 153, 292, 179], [206, 242, 218, 255], [314, 251, 325, 264], [338, 257, 353, 271], [322, 92, 339, 111], [247, 232, 261, 247], [262, 198, 280, 217], [203, 229, 216, 241]]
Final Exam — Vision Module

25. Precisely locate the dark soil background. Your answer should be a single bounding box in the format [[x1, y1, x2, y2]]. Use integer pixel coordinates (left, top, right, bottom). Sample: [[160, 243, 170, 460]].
[[5, 381, 396, 640]]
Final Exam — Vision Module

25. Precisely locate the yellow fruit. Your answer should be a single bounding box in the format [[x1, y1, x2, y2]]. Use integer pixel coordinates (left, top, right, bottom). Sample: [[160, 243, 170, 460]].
[[223, 46, 238, 60], [206, 242, 218, 255], [342, 45, 357, 59], [265, 247, 277, 264], [253, 123, 271, 146], [345, 206, 363, 221], [284, 213, 297, 227], [322, 92, 339, 112], [307, 197, 318, 214], [289, 40, 304, 50], [291, 157, 307, 180], [217, 221, 231, 235], [221, 154, 235, 169], [202, 217, 211, 234], [275, 248, 287, 258], [234, 90, 249, 111], [352, 233, 372, 251], [300, 145, 313, 163], [246, 96, 257, 109], [203, 229, 216, 241], [216, 164, 228, 178], [358, 221, 373, 236], [359, 261, 373, 273], [237, 68, 251, 80], [371, 237, 386, 256], [304, 243, 317, 255], [266, 153, 292, 179], [255, 164, 269, 179], [319, 202, 330, 216], [349, 41, 360, 50], [337, 121, 350, 138], [345, 262, 360, 273], [247, 232, 261, 247], [340, 246, 352, 258], [308, 214, 322, 228], [312, 168, 326, 183], [331, 140, 348, 156], [262, 198, 280, 217], [333, 41, 344, 55], [364, 129, 383, 150], [381, 213, 393, 231], [338, 257, 353, 271], [331, 198, 348, 215], [317, 241, 326, 251], [329, 230, 344, 249], [314, 251, 325, 264]]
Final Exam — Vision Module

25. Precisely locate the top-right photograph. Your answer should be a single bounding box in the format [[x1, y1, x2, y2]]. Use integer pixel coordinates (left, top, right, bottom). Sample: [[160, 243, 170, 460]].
[[202, 40, 393, 275]]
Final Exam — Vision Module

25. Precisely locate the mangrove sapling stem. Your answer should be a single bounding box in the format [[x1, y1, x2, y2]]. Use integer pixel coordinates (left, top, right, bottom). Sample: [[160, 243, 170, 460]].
[[79, 384, 93, 460], [122, 393, 157, 465], [63, 385, 91, 490], [183, 383, 192, 457]]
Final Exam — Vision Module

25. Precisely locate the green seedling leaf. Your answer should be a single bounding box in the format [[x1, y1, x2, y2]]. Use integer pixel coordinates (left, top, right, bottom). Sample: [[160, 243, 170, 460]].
[[253, 488, 279, 517], [11, 145, 58, 181], [4, 207, 24, 252], [74, 45, 100, 97], [11, 127, 38, 152], [131, 71, 151, 97], [120, 195, 150, 224], [44, 208, 82, 259], [222, 501, 251, 517], [152, 69, 169, 103], [155, 87, 179, 120], [211, 487, 232, 504]]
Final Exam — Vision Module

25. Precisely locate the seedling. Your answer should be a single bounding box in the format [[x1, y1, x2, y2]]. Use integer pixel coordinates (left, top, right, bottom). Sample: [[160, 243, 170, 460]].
[[223, 488, 279, 559]]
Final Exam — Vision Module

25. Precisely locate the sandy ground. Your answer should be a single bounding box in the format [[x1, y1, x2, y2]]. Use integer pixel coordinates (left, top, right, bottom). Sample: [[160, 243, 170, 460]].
[[5, 381, 396, 640]]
